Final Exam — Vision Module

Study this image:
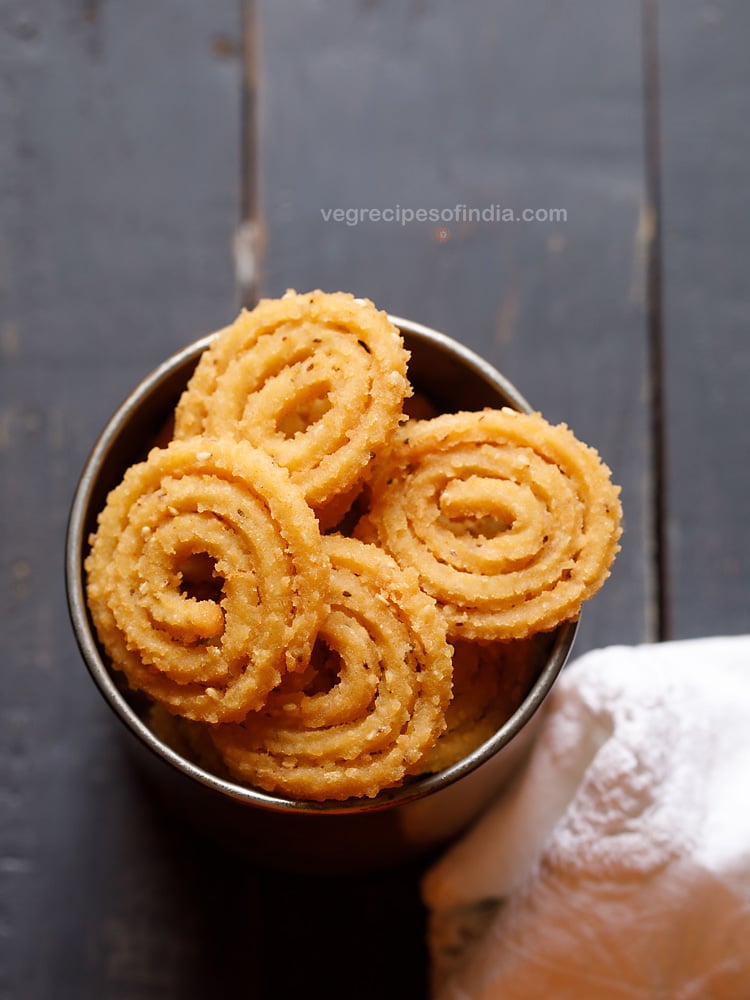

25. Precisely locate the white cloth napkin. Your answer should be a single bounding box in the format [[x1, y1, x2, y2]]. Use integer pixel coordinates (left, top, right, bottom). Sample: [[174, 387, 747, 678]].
[[422, 635, 750, 1000]]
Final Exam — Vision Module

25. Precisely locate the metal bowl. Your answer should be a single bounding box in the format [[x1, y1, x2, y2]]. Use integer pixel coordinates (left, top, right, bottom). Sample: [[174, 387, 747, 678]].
[[65, 314, 577, 872]]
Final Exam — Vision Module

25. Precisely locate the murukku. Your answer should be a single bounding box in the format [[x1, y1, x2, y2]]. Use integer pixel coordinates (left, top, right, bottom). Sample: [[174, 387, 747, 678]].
[[357, 408, 622, 640], [85, 437, 330, 724], [83, 288, 625, 802], [173, 290, 411, 516], [209, 534, 454, 801]]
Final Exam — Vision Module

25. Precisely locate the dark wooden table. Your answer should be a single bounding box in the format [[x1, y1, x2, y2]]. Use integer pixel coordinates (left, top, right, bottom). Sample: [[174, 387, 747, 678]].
[[1, 2, 747, 997]]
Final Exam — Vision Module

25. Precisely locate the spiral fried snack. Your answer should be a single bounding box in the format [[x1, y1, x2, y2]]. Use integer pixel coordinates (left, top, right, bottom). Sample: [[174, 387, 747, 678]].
[[85, 437, 330, 724], [359, 408, 622, 640], [173, 290, 411, 516], [210, 534, 454, 801]]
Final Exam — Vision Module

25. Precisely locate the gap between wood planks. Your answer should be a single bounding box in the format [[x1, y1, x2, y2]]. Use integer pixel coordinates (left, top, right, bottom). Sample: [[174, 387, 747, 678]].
[[238, 0, 261, 309], [642, 0, 671, 642]]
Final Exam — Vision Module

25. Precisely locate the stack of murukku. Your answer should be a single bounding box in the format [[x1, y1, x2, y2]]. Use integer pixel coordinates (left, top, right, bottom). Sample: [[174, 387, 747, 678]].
[[85, 289, 622, 801]]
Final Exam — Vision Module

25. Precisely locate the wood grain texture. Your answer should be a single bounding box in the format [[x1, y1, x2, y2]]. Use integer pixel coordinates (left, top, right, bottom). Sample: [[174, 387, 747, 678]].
[[0, 2, 243, 997], [656, 0, 750, 638], [255, 0, 652, 657], [7, 0, 742, 996]]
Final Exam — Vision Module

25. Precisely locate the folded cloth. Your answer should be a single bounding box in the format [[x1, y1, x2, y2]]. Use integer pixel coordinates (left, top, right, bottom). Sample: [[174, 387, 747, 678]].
[[422, 636, 750, 1000]]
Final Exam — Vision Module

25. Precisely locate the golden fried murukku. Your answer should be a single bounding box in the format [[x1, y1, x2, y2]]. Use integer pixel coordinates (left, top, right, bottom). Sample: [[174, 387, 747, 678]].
[[85, 437, 330, 724], [209, 534, 454, 801], [358, 408, 622, 640], [83, 288, 625, 803], [173, 290, 411, 516]]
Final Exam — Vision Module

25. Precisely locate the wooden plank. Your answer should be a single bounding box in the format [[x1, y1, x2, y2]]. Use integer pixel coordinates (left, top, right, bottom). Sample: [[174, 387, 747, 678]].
[[0, 2, 245, 997], [656, 0, 750, 638], [255, 0, 651, 657]]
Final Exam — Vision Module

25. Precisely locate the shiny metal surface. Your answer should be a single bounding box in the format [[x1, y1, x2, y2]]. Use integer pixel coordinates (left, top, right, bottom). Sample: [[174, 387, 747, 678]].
[[65, 317, 578, 872]]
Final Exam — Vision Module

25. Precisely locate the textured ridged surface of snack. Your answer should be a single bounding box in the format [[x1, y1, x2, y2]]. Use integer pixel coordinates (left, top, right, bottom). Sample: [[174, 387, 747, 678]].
[[173, 290, 411, 513], [85, 437, 330, 724], [209, 534, 454, 801], [358, 408, 622, 640]]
